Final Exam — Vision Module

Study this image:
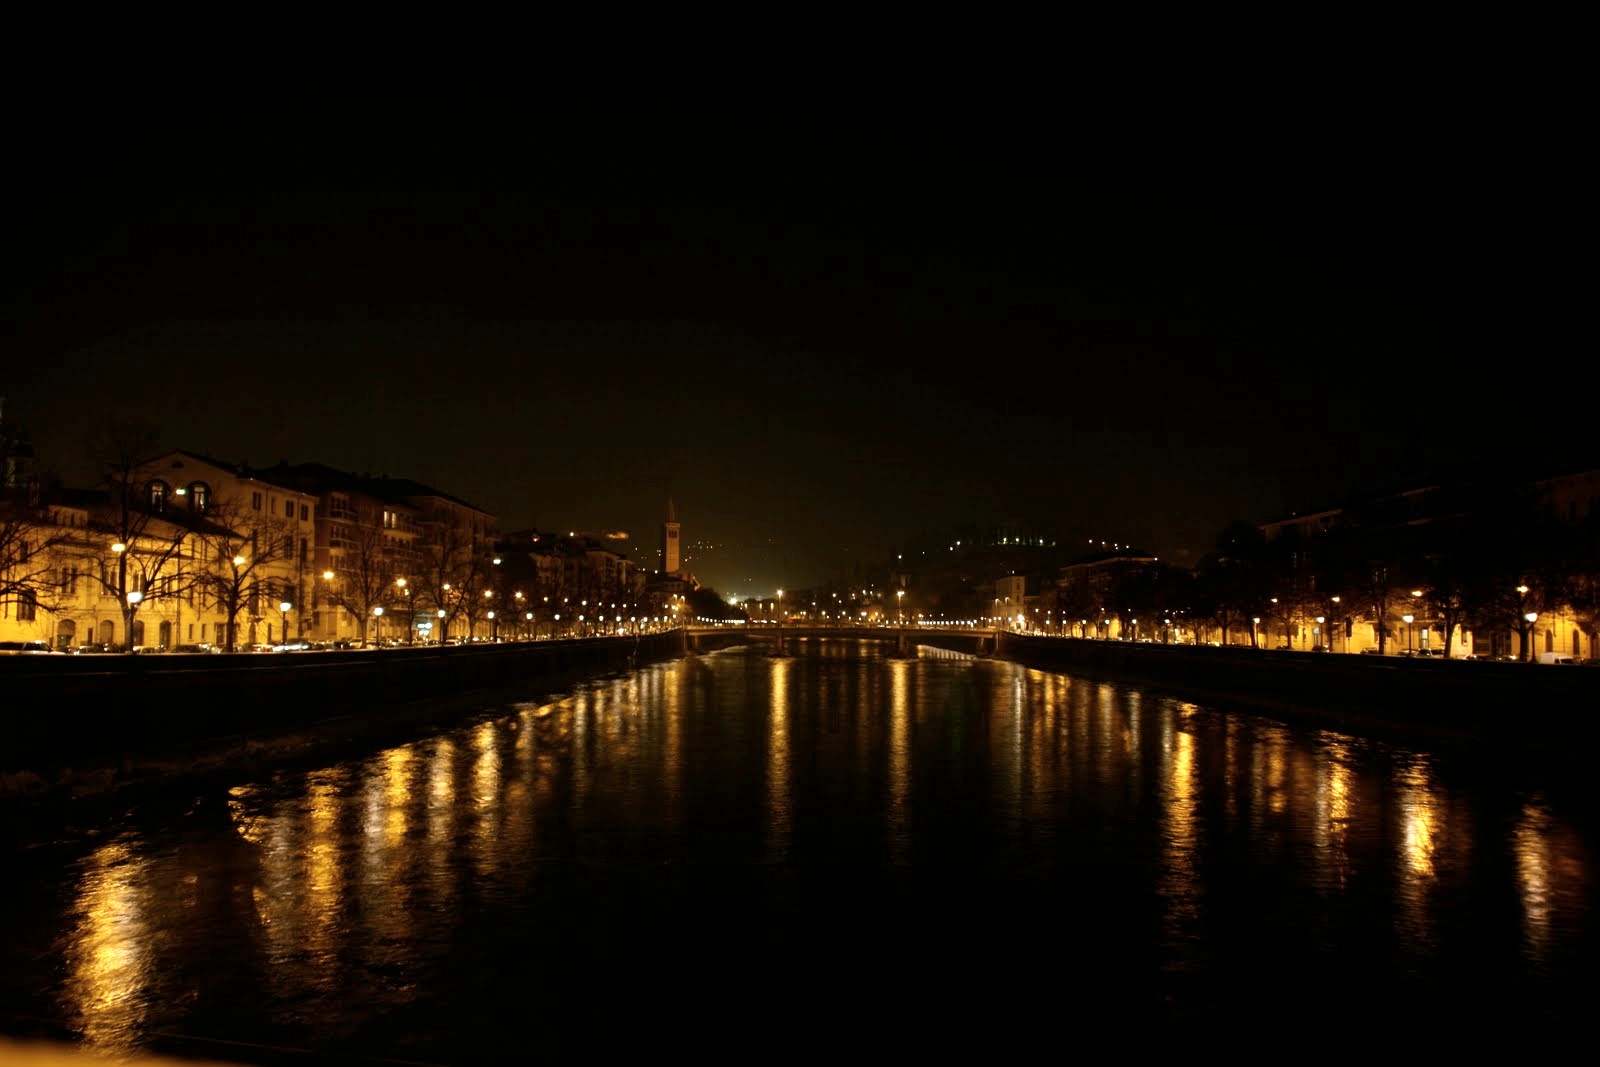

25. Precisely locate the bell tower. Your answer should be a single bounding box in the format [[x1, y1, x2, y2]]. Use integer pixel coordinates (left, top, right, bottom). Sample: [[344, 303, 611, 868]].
[[661, 499, 681, 576]]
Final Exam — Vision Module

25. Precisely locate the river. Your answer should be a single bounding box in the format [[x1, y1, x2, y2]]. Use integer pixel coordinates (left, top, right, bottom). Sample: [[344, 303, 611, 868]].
[[1, 636, 1595, 1064]]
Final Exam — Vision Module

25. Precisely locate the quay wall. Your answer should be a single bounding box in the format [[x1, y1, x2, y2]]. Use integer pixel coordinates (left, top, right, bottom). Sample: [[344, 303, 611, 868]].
[[952, 632, 1600, 754], [1, 631, 688, 785]]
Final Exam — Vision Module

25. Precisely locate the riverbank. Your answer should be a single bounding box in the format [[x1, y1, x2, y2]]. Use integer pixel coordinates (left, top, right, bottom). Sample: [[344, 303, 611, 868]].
[[0, 631, 688, 811], [976, 632, 1600, 762]]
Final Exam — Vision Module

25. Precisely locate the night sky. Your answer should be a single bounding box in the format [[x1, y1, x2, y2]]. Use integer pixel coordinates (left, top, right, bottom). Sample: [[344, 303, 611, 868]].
[[5, 11, 1594, 598]]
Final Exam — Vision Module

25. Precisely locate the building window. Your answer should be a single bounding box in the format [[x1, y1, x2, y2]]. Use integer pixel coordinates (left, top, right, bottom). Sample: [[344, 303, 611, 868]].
[[148, 481, 168, 512], [286, 500, 295, 518], [18, 591, 37, 622], [252, 491, 262, 510], [300, 504, 309, 521], [189, 483, 211, 513]]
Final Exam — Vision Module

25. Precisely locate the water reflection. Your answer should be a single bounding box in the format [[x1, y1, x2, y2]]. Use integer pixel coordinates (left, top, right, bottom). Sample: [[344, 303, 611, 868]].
[[1393, 758, 1445, 954], [767, 655, 792, 862], [1158, 713, 1201, 960], [20, 638, 1597, 1060], [64, 839, 153, 1054], [886, 658, 910, 865], [1312, 738, 1358, 891]]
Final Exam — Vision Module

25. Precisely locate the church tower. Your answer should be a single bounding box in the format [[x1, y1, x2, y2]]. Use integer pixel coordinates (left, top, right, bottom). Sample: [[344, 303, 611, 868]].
[[661, 499, 681, 576]]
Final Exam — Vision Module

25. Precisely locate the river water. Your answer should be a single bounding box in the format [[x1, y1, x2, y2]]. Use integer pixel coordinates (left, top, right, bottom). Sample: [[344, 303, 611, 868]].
[[2, 637, 1595, 1064]]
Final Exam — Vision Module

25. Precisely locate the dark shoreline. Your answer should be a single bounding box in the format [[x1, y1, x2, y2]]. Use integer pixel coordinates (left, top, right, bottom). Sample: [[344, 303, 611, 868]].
[[0, 631, 691, 814]]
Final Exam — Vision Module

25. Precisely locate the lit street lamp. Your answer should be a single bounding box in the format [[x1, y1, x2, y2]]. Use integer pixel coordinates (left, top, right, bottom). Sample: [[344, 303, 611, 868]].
[[279, 601, 292, 648], [1402, 613, 1414, 653]]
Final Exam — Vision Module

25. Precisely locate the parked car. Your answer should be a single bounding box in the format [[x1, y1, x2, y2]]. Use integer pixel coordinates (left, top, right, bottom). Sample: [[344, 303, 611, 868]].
[[0, 640, 62, 654], [1536, 652, 1576, 665]]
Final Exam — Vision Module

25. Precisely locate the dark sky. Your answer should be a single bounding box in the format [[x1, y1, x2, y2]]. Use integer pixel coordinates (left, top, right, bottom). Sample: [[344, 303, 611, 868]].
[[5, 11, 1594, 598]]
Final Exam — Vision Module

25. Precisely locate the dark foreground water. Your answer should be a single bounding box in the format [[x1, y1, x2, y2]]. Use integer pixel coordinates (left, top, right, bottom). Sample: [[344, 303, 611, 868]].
[[2, 638, 1596, 1065]]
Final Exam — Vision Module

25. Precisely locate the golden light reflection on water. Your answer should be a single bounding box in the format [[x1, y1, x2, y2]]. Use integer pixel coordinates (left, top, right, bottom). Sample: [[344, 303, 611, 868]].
[[886, 658, 911, 865], [1095, 683, 1121, 789], [765, 656, 792, 862], [63, 839, 153, 1054], [1158, 720, 1201, 951], [1512, 798, 1592, 964], [470, 720, 503, 880], [1393, 758, 1444, 953], [1312, 738, 1358, 890], [275, 773, 351, 997], [661, 660, 684, 817], [1261, 732, 1289, 818], [985, 667, 1026, 820], [1020, 673, 1072, 822]]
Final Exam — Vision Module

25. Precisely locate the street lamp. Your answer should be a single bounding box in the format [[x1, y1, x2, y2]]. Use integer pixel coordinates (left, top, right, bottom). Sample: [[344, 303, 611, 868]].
[[1315, 616, 1325, 652], [1252, 616, 1261, 648], [777, 589, 783, 627], [896, 588, 904, 626], [1402, 613, 1414, 653], [372, 605, 383, 646], [279, 601, 292, 648], [1525, 612, 1539, 661]]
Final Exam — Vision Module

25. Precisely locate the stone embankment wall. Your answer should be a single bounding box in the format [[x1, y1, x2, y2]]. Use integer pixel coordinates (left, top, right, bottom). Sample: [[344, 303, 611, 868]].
[[968, 633, 1600, 755], [1, 631, 688, 796]]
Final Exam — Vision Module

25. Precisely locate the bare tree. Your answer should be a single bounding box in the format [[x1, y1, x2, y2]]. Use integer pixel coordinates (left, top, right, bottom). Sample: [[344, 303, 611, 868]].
[[0, 493, 76, 622], [323, 519, 398, 645], [188, 494, 297, 652], [413, 517, 480, 643], [83, 420, 196, 651]]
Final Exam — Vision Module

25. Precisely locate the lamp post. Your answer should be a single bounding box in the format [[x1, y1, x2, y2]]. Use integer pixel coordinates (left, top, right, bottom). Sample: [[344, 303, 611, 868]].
[[1252, 616, 1261, 648], [372, 605, 383, 647], [1315, 615, 1325, 652], [1517, 584, 1532, 661], [279, 601, 292, 648], [896, 589, 904, 626], [1402, 613, 1414, 653], [1330, 596, 1341, 652], [395, 578, 412, 644]]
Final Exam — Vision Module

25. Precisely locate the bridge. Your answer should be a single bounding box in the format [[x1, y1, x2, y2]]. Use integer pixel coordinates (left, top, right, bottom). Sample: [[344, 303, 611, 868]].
[[681, 623, 999, 657]]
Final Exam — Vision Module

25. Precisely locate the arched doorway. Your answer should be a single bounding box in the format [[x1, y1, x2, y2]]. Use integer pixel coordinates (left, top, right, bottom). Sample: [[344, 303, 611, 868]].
[[158, 620, 172, 650], [56, 619, 76, 650], [98, 619, 115, 646], [131, 620, 146, 649]]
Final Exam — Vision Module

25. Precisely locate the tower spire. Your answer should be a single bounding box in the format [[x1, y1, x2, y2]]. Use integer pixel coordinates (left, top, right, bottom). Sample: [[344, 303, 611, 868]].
[[661, 499, 681, 575]]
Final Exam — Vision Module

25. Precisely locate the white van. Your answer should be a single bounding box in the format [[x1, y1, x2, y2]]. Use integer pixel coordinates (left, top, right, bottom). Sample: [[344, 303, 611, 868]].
[[1536, 652, 1575, 665]]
